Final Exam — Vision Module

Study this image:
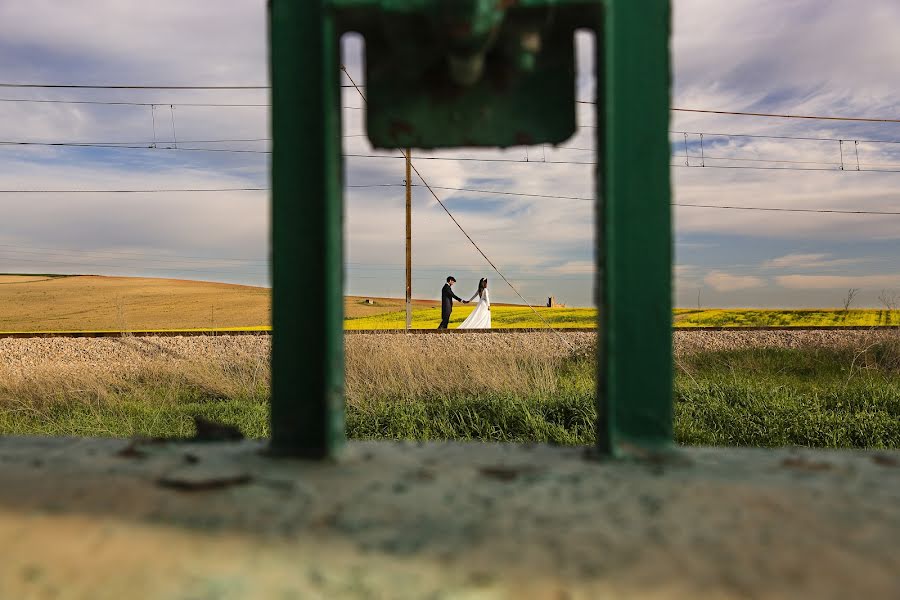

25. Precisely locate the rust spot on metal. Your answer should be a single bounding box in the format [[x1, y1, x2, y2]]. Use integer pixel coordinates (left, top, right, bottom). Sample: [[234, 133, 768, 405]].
[[781, 457, 833, 471]]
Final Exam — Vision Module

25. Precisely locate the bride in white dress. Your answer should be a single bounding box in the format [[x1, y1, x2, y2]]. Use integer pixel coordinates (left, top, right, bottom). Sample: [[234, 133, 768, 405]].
[[457, 278, 491, 329]]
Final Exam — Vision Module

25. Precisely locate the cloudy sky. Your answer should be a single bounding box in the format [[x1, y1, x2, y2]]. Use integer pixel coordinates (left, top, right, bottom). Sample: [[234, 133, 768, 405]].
[[1, 0, 899, 307]]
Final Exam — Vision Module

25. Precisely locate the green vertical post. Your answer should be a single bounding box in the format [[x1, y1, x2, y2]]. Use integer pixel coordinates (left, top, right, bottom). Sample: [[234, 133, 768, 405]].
[[269, 0, 345, 457], [597, 0, 673, 455]]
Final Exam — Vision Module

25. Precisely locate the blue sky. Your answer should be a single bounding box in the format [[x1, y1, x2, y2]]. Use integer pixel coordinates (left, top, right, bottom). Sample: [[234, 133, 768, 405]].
[[1, 0, 900, 307]]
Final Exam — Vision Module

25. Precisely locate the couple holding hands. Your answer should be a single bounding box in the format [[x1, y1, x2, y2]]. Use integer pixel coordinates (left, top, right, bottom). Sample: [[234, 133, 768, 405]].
[[439, 275, 491, 330]]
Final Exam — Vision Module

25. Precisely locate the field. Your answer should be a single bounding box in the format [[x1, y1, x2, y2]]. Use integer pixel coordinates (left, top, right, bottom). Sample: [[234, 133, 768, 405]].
[[346, 303, 900, 330], [345, 304, 597, 329], [0, 274, 269, 332], [2, 275, 899, 332], [675, 308, 900, 327], [1, 331, 897, 449]]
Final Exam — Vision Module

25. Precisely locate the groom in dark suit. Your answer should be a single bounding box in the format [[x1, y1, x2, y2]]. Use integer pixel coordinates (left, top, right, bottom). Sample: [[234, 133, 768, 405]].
[[439, 276, 466, 329]]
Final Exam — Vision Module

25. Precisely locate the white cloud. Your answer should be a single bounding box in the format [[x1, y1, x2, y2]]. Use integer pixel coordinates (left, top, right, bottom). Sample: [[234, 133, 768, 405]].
[[545, 261, 594, 275], [762, 253, 868, 270], [704, 270, 766, 292], [776, 274, 900, 290]]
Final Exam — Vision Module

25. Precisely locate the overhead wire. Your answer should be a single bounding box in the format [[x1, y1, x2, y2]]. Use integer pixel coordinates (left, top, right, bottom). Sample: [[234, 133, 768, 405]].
[[8, 139, 900, 171], [0, 254, 266, 276], [2, 182, 899, 215], [0, 83, 268, 90], [1, 83, 898, 123], [347, 183, 900, 215], [0, 187, 267, 193], [575, 99, 900, 123], [0, 243, 266, 265], [0, 98, 268, 107]]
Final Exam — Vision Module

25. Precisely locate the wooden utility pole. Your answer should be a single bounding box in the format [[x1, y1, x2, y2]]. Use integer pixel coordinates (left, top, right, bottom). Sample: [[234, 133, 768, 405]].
[[405, 148, 412, 331]]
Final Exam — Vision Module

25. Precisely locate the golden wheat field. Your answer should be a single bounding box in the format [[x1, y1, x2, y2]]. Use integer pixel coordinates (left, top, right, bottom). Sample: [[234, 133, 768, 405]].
[[0, 275, 270, 332]]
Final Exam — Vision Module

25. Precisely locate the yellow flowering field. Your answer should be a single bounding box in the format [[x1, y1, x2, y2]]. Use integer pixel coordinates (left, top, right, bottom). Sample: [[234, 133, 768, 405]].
[[346, 306, 900, 329]]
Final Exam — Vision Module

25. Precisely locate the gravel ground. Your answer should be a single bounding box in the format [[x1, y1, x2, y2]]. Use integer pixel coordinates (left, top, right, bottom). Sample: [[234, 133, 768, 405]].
[[1, 330, 899, 374]]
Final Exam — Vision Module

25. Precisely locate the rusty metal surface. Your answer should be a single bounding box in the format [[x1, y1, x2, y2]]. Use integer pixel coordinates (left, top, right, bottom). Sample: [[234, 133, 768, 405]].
[[0, 438, 898, 599]]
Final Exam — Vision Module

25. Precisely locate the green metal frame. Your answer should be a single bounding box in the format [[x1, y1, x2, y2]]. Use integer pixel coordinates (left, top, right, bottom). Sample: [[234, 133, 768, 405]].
[[269, 0, 672, 458]]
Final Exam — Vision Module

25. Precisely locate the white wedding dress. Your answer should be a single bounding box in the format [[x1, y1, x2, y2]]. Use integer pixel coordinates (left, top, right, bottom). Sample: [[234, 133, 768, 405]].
[[457, 289, 491, 329]]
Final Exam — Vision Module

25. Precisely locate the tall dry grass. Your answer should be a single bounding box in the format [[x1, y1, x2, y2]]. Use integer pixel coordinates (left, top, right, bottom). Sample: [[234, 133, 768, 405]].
[[0, 335, 587, 411], [344, 334, 592, 404], [0, 356, 270, 411]]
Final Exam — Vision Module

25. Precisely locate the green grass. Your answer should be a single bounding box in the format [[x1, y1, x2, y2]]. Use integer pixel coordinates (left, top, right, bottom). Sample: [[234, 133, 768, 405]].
[[2, 345, 898, 449], [674, 347, 900, 447]]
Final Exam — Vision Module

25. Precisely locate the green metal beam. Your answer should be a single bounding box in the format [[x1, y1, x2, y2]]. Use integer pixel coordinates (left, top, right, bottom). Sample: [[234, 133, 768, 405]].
[[269, 0, 345, 458], [597, 0, 673, 455]]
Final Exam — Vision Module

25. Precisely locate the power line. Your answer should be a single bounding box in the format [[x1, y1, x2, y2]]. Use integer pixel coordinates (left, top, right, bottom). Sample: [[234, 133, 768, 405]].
[[347, 153, 900, 172], [674, 107, 900, 124], [352, 183, 595, 201], [0, 83, 372, 90], [2, 79, 897, 124], [0, 98, 268, 107], [0, 82, 364, 90], [0, 187, 266, 193], [0, 98, 365, 109], [0, 141, 272, 155], [8, 127, 900, 167], [673, 130, 900, 146], [0, 254, 266, 276], [0, 83, 268, 90], [673, 203, 900, 215], [3, 86, 896, 123], [688, 154, 841, 167], [0, 244, 266, 265], [1, 249, 268, 271], [0, 138, 268, 145], [344, 153, 593, 165], [10, 142, 900, 171], [3, 182, 900, 214], [672, 163, 900, 173], [347, 183, 900, 214], [576, 100, 900, 123]]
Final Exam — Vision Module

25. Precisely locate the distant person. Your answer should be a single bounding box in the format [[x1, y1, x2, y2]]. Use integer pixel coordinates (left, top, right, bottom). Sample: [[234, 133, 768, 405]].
[[457, 278, 491, 329], [439, 276, 467, 329]]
